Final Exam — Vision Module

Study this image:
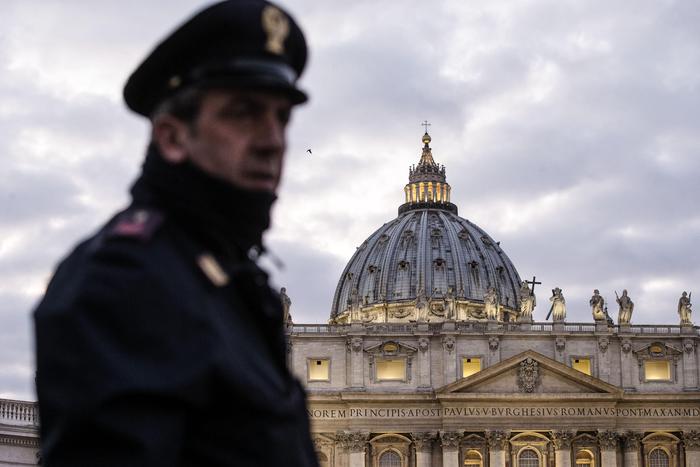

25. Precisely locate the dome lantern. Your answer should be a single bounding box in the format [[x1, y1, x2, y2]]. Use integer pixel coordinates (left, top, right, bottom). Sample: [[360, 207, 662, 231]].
[[400, 128, 457, 215]]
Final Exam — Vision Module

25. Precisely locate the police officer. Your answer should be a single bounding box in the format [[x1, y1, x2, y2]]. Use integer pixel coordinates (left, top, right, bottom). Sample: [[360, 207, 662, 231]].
[[33, 1, 318, 465]]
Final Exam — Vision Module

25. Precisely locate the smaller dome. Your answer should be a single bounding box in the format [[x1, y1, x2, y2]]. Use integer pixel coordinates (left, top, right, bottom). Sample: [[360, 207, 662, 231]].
[[422, 132, 431, 145]]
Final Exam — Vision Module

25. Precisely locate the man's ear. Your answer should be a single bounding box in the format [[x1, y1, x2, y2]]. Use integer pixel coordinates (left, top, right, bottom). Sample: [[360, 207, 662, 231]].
[[151, 114, 191, 163]]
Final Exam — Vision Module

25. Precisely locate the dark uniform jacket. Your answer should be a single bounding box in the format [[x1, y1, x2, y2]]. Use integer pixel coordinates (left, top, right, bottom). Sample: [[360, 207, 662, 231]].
[[34, 148, 319, 467]]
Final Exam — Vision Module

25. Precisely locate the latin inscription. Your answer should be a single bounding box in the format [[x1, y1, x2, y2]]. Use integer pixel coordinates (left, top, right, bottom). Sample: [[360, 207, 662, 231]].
[[307, 406, 700, 420]]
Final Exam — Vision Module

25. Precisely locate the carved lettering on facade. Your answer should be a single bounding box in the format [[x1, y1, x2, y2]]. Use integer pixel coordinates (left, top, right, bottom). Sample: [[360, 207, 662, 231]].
[[308, 406, 700, 420]]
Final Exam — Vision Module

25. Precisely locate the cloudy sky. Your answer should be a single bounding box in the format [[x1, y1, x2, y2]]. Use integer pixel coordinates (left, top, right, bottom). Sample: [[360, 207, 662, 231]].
[[1, 0, 699, 400]]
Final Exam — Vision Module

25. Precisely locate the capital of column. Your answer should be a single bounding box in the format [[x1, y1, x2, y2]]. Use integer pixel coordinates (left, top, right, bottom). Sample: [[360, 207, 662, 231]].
[[336, 431, 369, 453], [597, 429, 619, 450], [551, 430, 576, 450], [412, 432, 437, 452], [683, 430, 700, 451], [621, 431, 643, 452], [439, 430, 463, 450], [485, 430, 510, 451]]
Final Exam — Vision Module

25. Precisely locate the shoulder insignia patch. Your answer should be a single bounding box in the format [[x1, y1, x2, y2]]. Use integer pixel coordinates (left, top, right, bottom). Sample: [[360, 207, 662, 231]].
[[108, 209, 165, 241]]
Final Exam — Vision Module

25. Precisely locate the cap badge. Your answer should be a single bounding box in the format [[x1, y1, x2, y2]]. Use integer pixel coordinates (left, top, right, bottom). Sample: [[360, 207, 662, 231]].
[[261, 5, 289, 55]]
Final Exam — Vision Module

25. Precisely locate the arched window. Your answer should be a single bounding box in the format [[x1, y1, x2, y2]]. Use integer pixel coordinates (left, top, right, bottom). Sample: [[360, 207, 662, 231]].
[[518, 449, 540, 467], [649, 448, 670, 467], [379, 450, 401, 467], [575, 450, 594, 466], [464, 449, 483, 466]]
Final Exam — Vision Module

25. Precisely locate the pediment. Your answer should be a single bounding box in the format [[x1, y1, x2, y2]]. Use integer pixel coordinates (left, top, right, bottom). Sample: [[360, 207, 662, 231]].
[[365, 340, 417, 356], [438, 350, 622, 396]]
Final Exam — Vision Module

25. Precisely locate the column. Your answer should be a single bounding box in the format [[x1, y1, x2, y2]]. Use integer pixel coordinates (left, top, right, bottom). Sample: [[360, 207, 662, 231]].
[[417, 336, 432, 388], [442, 335, 457, 385], [440, 430, 463, 467], [412, 432, 436, 467], [682, 339, 698, 390], [621, 431, 642, 467], [619, 338, 636, 390], [683, 430, 700, 467], [346, 432, 369, 467], [347, 336, 364, 389], [597, 337, 611, 383], [551, 430, 575, 467], [485, 430, 509, 467], [597, 429, 619, 467]]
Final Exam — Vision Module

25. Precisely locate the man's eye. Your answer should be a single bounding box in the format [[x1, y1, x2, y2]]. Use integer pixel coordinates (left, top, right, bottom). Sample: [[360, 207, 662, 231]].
[[278, 108, 291, 125]]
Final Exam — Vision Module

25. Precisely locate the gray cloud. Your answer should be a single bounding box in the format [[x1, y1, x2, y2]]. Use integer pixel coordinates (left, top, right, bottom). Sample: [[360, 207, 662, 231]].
[[1, 0, 699, 401]]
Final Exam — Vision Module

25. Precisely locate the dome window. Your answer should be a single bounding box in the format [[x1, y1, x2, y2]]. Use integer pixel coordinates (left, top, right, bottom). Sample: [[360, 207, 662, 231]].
[[397, 260, 410, 271], [434, 258, 446, 270], [368, 265, 379, 273]]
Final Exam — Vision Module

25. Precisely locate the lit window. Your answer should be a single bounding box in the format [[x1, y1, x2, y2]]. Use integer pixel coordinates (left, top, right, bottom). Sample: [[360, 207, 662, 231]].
[[649, 448, 670, 467], [308, 359, 330, 381], [462, 357, 481, 378], [576, 450, 594, 466], [518, 449, 539, 467], [376, 358, 406, 381], [572, 357, 592, 375], [464, 449, 483, 466], [379, 451, 401, 467], [644, 360, 671, 381]]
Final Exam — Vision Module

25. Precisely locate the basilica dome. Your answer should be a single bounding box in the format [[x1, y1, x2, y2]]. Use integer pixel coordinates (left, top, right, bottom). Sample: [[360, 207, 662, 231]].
[[330, 131, 523, 323]]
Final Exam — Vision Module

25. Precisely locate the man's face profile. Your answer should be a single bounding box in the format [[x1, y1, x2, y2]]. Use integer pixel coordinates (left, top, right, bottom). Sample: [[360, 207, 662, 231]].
[[154, 88, 294, 193]]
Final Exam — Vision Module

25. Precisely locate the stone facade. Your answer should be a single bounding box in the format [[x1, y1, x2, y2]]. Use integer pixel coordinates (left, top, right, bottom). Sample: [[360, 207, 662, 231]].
[[291, 321, 700, 467]]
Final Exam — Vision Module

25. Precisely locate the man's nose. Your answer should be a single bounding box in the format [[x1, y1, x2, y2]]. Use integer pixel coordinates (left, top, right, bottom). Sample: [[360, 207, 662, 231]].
[[255, 111, 285, 151]]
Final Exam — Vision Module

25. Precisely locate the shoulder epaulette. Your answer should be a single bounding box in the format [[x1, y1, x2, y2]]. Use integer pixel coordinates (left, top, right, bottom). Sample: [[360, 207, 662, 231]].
[[106, 208, 165, 242]]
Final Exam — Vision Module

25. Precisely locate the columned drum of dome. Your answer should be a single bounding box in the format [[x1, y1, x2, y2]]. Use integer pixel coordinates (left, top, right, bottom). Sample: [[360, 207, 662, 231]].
[[330, 131, 522, 324]]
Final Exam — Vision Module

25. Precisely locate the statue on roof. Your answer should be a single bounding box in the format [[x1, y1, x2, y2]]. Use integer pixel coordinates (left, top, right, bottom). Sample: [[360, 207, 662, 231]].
[[679, 291, 692, 325], [415, 288, 428, 322], [484, 287, 499, 321], [589, 289, 606, 321], [616, 289, 634, 324], [280, 287, 292, 325], [519, 281, 535, 322], [549, 287, 566, 322]]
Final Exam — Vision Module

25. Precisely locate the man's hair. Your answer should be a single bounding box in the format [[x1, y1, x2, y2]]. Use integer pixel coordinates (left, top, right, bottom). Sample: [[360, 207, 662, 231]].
[[150, 86, 205, 125]]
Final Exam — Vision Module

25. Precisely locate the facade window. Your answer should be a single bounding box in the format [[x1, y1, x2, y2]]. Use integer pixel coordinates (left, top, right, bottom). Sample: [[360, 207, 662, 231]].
[[462, 357, 482, 378], [649, 448, 670, 467], [307, 358, 330, 382], [379, 450, 401, 467], [571, 357, 591, 376], [376, 358, 407, 381], [518, 449, 539, 467], [575, 450, 594, 466], [464, 449, 483, 466], [644, 360, 671, 381]]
